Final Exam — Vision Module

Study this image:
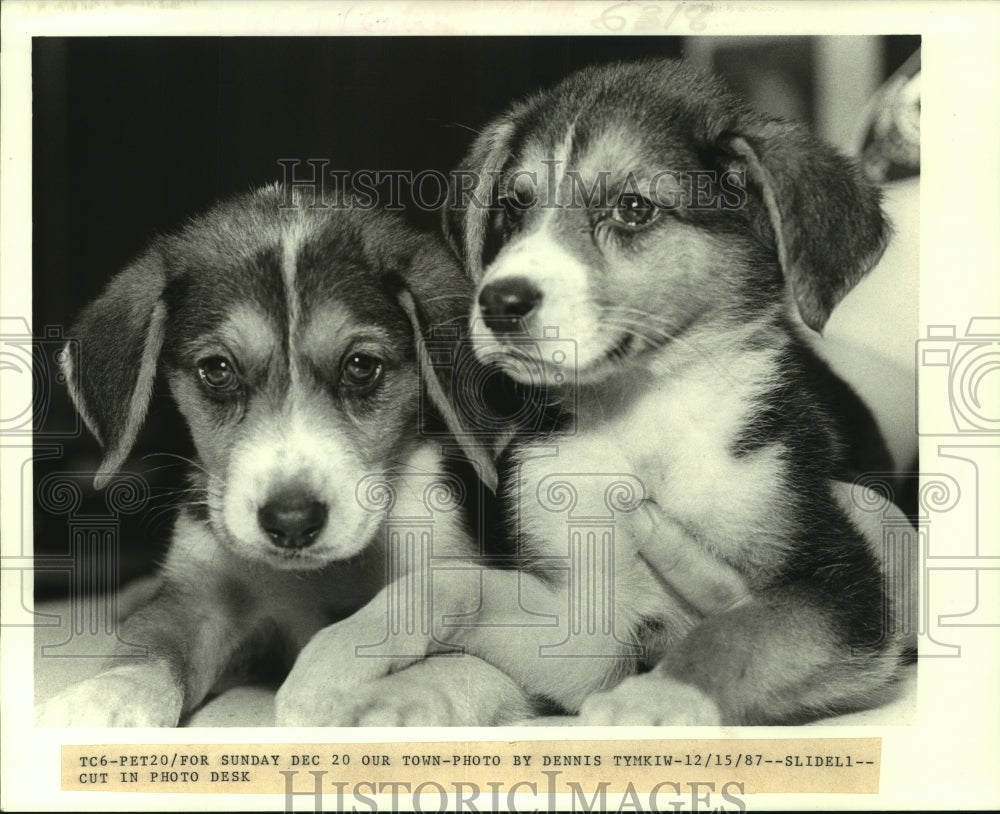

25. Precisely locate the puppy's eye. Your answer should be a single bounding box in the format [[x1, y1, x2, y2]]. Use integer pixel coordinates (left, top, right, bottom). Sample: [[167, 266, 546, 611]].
[[499, 188, 536, 221], [340, 353, 383, 390], [613, 192, 658, 227], [197, 356, 239, 392]]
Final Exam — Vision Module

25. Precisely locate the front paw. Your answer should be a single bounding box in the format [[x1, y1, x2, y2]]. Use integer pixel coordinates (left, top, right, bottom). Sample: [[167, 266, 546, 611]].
[[318, 676, 469, 727], [276, 665, 410, 726], [578, 674, 722, 726], [275, 680, 348, 726], [37, 665, 183, 727], [275, 628, 396, 726]]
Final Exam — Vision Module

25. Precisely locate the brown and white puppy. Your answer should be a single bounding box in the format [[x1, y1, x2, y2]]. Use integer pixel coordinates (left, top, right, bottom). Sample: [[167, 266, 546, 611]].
[[283, 59, 915, 727], [38, 184, 531, 727]]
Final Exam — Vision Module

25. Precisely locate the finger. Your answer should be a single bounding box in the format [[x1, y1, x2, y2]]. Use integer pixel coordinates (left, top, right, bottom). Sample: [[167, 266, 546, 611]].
[[636, 501, 750, 616]]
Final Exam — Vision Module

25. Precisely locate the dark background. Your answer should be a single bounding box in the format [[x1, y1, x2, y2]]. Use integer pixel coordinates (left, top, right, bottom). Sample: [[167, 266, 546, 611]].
[[31, 36, 920, 596]]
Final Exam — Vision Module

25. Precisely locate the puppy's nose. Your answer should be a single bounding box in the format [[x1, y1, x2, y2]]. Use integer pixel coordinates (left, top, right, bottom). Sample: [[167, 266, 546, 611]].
[[478, 277, 541, 332], [258, 495, 328, 549]]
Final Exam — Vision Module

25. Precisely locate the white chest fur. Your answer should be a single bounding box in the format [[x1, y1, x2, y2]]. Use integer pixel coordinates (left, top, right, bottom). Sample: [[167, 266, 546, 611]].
[[512, 348, 789, 585]]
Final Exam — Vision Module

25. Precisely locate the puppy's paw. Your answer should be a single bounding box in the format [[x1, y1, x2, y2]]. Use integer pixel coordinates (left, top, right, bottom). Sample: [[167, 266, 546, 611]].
[[274, 683, 350, 727], [337, 682, 454, 726], [37, 666, 183, 728], [332, 682, 462, 727], [577, 674, 721, 726], [276, 674, 444, 727], [275, 628, 396, 727]]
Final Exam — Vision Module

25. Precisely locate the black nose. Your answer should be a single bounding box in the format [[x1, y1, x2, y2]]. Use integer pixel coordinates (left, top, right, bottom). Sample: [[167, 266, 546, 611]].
[[258, 494, 328, 549], [478, 277, 542, 333]]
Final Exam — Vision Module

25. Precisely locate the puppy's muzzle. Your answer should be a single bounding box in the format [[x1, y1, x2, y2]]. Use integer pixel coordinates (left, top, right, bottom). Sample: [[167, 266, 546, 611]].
[[478, 277, 542, 335], [257, 489, 329, 550]]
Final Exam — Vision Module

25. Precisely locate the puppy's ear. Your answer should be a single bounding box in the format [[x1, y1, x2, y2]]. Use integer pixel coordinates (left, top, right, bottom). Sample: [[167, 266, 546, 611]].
[[62, 246, 168, 488], [395, 238, 500, 492], [718, 122, 890, 332], [443, 117, 517, 278]]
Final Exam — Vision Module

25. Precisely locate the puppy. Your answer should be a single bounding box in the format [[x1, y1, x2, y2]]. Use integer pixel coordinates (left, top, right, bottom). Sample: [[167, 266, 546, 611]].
[[38, 184, 530, 727], [281, 59, 916, 727]]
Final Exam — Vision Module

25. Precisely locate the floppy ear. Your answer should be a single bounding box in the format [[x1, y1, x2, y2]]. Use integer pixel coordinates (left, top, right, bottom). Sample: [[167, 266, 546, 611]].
[[61, 246, 168, 488], [442, 116, 518, 278], [394, 238, 501, 492], [718, 121, 890, 332]]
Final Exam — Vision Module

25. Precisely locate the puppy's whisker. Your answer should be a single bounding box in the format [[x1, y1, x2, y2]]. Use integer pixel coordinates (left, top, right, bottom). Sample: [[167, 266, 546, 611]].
[[441, 120, 486, 137], [144, 484, 206, 502], [607, 325, 743, 388], [141, 452, 209, 476], [432, 312, 476, 329], [416, 293, 473, 306], [601, 305, 754, 349], [140, 464, 198, 478], [166, 501, 211, 513], [142, 451, 203, 467], [598, 306, 684, 334], [148, 488, 205, 502], [600, 313, 743, 386], [385, 459, 440, 476], [147, 506, 187, 525]]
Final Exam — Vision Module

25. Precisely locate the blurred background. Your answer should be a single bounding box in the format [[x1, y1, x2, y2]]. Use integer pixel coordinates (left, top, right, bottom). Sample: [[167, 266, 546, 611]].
[[29, 35, 920, 596]]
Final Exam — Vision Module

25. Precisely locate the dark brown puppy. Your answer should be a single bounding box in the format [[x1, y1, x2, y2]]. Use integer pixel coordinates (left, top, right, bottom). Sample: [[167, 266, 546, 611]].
[[443, 58, 914, 724], [286, 59, 915, 727], [39, 185, 531, 727]]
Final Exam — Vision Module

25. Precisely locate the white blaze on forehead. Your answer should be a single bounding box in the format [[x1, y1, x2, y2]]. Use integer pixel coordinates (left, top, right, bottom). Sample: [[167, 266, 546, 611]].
[[547, 119, 577, 204], [560, 123, 689, 211], [281, 215, 311, 386], [521, 118, 578, 211]]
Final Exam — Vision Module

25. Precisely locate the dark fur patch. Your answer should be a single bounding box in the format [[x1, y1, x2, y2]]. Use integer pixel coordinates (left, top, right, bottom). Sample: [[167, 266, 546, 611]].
[[731, 328, 891, 480]]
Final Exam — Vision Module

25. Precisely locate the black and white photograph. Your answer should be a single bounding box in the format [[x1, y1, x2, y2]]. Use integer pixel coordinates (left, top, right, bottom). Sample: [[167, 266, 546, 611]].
[[2, 2, 998, 812]]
